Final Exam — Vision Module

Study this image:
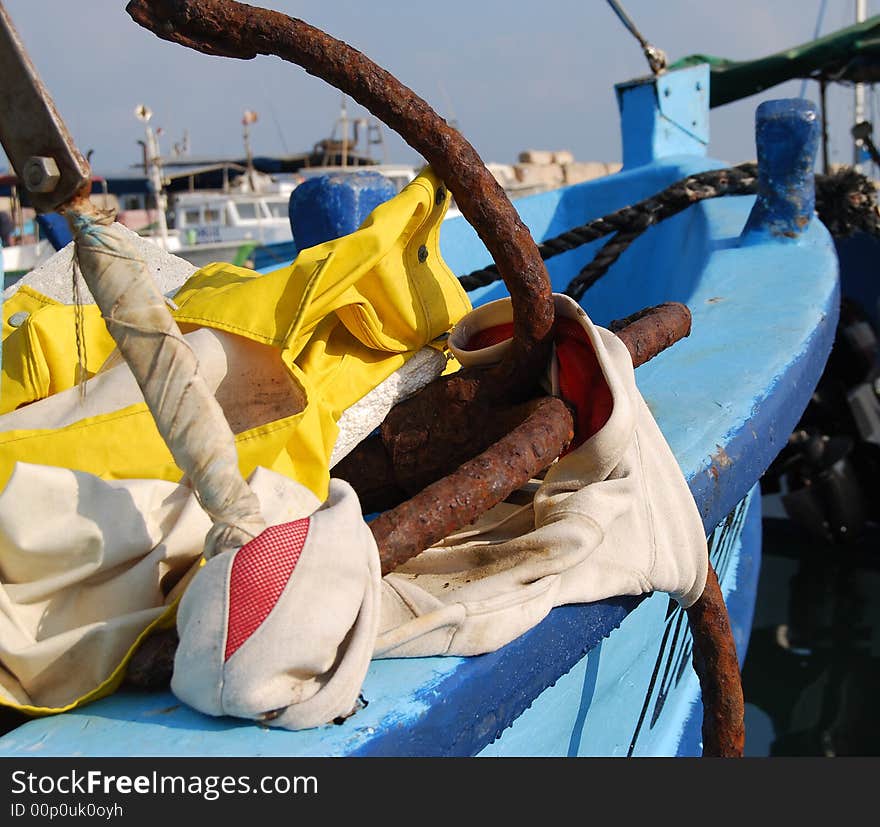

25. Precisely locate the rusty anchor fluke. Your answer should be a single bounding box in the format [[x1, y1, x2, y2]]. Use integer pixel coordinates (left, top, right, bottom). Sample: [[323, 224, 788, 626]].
[[125, 0, 744, 757]]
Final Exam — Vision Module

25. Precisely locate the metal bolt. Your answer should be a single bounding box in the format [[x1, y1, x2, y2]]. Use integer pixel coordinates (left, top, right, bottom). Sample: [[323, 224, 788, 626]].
[[22, 156, 60, 193], [417, 245, 429, 263]]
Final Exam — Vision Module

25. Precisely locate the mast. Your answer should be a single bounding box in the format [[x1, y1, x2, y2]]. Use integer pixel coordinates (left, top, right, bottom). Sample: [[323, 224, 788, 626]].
[[242, 109, 258, 190], [820, 78, 831, 175], [854, 0, 868, 171], [135, 104, 169, 250]]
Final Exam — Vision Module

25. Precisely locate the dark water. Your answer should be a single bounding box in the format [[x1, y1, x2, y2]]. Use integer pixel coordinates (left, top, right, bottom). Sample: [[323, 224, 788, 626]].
[[743, 510, 880, 756]]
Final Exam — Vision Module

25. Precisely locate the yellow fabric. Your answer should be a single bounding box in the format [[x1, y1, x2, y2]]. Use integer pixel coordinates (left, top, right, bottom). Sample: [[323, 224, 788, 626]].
[[0, 170, 470, 501], [1, 286, 117, 413]]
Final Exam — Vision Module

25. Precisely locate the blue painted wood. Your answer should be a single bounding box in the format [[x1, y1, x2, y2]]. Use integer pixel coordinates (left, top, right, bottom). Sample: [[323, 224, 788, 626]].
[[742, 99, 820, 242], [615, 64, 710, 169], [252, 239, 298, 271], [35, 212, 72, 251], [0, 93, 840, 756], [480, 485, 761, 757]]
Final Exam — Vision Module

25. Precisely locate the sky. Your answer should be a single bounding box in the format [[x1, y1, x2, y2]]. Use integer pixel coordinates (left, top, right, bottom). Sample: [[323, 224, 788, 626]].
[[1, 0, 876, 175]]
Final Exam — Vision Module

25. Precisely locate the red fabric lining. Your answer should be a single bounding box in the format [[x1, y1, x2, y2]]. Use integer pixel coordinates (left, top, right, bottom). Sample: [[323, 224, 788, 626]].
[[461, 316, 612, 451], [465, 322, 514, 351], [555, 317, 613, 452], [224, 518, 311, 661]]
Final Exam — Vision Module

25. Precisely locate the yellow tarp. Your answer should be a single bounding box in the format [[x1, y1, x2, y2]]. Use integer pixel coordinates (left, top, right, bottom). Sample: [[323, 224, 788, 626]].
[[0, 169, 470, 500]]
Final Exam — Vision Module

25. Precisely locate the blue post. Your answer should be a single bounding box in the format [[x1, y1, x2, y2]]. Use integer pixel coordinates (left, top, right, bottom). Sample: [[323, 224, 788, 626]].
[[288, 171, 398, 249], [741, 99, 820, 243]]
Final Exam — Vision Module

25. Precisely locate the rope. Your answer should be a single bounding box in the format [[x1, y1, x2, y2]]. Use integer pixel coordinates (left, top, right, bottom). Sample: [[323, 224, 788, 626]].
[[459, 162, 758, 293], [71, 255, 89, 401], [458, 162, 880, 303], [814, 166, 880, 238]]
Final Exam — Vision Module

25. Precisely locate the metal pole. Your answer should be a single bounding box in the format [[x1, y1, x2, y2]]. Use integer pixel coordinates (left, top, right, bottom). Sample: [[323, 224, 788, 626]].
[[242, 110, 257, 190], [820, 78, 830, 175], [854, 0, 867, 170], [146, 125, 169, 249]]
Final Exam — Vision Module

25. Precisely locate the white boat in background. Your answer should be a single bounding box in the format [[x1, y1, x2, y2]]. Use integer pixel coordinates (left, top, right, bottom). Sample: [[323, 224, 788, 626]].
[[161, 172, 298, 268], [3, 94, 616, 282], [1, 238, 52, 286]]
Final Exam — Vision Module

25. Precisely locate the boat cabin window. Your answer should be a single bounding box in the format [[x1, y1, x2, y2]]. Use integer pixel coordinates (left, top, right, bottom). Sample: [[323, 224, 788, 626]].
[[265, 199, 289, 219], [183, 208, 201, 227], [203, 207, 223, 225], [234, 202, 259, 222]]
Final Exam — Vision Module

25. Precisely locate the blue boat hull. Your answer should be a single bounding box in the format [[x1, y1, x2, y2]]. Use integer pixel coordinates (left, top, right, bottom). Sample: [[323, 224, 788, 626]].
[[0, 143, 839, 755]]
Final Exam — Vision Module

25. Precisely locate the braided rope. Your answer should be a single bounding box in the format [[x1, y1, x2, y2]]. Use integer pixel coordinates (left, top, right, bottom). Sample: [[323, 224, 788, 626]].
[[459, 163, 880, 302], [458, 162, 758, 293]]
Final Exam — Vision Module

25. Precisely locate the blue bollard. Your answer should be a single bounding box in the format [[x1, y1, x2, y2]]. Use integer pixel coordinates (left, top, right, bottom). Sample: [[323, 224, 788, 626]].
[[288, 171, 398, 249], [741, 99, 820, 243]]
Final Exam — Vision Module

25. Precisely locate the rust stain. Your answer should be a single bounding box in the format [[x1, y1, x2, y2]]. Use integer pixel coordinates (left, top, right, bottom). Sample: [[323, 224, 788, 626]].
[[143, 705, 182, 717], [609, 302, 692, 368], [712, 444, 733, 469], [370, 397, 574, 575]]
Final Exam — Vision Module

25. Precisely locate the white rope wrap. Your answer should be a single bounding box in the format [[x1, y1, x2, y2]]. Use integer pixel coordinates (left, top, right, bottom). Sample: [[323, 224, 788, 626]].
[[66, 202, 266, 558]]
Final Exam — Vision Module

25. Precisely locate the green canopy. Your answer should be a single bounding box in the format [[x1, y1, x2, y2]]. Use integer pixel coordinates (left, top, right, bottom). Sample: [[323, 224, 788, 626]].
[[670, 14, 880, 108]]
